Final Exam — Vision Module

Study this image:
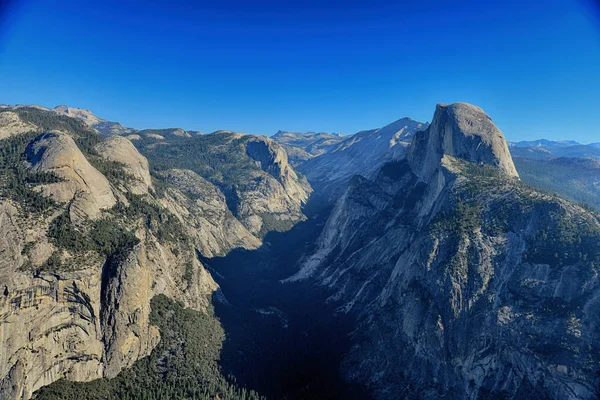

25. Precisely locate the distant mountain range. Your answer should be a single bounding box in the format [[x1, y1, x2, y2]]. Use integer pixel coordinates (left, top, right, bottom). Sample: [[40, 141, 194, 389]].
[[509, 139, 600, 159], [272, 128, 600, 212], [503, 140, 600, 210], [4, 103, 600, 212], [274, 118, 429, 200]]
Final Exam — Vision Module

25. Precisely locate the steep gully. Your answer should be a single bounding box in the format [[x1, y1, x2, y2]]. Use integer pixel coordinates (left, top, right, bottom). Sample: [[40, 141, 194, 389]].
[[201, 199, 369, 399]]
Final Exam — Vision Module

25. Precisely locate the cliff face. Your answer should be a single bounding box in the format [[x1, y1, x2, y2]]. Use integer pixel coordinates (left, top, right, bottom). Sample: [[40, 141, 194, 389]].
[[241, 136, 312, 234], [289, 103, 600, 399], [407, 103, 518, 181], [25, 132, 118, 221], [0, 205, 215, 399], [158, 168, 261, 258], [0, 106, 313, 399], [135, 131, 313, 238], [0, 108, 217, 399], [4, 102, 600, 400]]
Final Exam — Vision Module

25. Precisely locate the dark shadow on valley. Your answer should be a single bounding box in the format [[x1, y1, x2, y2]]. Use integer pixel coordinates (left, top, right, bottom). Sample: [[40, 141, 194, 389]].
[[200, 198, 371, 400]]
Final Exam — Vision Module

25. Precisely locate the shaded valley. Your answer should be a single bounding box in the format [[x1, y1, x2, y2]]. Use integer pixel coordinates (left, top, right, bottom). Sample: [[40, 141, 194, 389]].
[[204, 200, 369, 399]]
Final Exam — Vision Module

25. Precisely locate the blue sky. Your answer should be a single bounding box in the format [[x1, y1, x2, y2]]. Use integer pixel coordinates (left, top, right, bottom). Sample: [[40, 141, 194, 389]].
[[0, 0, 599, 142]]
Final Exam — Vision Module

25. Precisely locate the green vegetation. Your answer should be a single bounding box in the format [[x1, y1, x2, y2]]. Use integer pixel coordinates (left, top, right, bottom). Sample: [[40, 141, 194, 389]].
[[5, 107, 134, 186], [432, 160, 600, 270], [47, 210, 139, 257], [135, 133, 258, 189], [111, 192, 186, 243], [524, 208, 600, 268], [459, 162, 517, 194], [430, 198, 483, 236], [34, 294, 265, 400], [258, 212, 298, 237], [183, 261, 194, 286], [149, 174, 173, 198], [39, 251, 63, 271], [138, 128, 187, 137], [0, 130, 59, 213], [91, 157, 136, 185], [42, 191, 186, 272], [9, 107, 90, 135]]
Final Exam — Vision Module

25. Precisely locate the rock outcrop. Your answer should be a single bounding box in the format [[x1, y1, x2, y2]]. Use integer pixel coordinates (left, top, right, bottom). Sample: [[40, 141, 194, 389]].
[[100, 237, 216, 378], [26, 132, 117, 221], [407, 103, 518, 181], [95, 135, 152, 194], [246, 136, 311, 207], [239, 136, 312, 235], [0, 203, 216, 399], [288, 103, 600, 399], [53, 106, 105, 127], [0, 114, 217, 399], [136, 131, 313, 238], [0, 111, 36, 140], [52, 105, 136, 136], [158, 169, 261, 257], [0, 201, 106, 399]]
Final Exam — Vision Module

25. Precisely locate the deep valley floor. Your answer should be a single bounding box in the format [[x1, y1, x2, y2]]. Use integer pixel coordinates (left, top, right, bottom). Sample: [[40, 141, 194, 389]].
[[204, 201, 370, 399]]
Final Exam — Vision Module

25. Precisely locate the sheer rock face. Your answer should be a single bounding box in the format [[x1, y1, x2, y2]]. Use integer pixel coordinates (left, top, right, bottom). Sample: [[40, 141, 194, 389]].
[[290, 103, 600, 399], [100, 238, 216, 378], [0, 130, 217, 399], [237, 136, 312, 235], [246, 136, 311, 206], [25, 132, 117, 221], [159, 169, 261, 257], [0, 207, 216, 399], [95, 136, 152, 195], [408, 103, 518, 181], [0, 202, 105, 399]]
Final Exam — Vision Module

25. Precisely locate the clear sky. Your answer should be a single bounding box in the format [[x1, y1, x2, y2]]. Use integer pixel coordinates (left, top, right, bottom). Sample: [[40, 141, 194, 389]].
[[1, 0, 599, 142]]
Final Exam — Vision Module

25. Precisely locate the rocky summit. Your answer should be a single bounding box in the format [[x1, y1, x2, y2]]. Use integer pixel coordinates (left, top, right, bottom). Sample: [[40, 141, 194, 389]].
[[288, 103, 600, 399], [0, 103, 599, 400], [407, 103, 518, 180]]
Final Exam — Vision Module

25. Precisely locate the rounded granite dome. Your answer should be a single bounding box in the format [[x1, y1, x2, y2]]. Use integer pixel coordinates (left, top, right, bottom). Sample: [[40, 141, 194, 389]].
[[408, 102, 519, 180]]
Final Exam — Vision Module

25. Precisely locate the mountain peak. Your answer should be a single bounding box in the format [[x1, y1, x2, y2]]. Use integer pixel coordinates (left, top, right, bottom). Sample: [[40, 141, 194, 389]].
[[52, 105, 106, 126], [408, 102, 519, 180]]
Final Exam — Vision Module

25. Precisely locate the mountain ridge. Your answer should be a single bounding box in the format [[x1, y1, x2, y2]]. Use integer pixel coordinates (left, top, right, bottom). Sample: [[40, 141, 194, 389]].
[[295, 116, 429, 200], [287, 102, 600, 399]]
